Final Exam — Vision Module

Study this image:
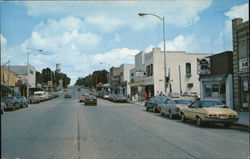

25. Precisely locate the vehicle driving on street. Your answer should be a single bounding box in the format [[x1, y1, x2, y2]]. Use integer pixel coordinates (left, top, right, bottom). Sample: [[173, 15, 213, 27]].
[[84, 95, 97, 106]]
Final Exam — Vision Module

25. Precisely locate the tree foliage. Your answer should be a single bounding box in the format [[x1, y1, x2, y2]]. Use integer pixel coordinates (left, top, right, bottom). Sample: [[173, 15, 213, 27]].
[[36, 67, 70, 88], [75, 70, 108, 88]]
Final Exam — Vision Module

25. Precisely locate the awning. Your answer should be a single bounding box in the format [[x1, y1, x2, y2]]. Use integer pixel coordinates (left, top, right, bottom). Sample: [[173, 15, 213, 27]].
[[1, 84, 14, 91], [129, 81, 144, 87]]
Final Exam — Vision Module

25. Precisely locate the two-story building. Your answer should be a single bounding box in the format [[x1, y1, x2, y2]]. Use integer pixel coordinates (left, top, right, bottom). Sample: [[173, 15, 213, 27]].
[[143, 48, 210, 96], [109, 67, 120, 94], [232, 18, 249, 111], [1, 67, 18, 97], [119, 64, 134, 96]]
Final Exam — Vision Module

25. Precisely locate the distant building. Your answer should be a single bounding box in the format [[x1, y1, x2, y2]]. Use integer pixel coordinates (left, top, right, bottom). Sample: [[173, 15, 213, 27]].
[[232, 18, 249, 111], [119, 64, 135, 96], [0, 67, 18, 97], [129, 52, 145, 101], [9, 65, 36, 88], [109, 67, 120, 94]]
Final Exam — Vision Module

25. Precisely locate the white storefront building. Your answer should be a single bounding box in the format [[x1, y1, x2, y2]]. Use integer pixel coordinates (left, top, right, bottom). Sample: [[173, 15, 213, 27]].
[[119, 64, 135, 96], [130, 48, 211, 99]]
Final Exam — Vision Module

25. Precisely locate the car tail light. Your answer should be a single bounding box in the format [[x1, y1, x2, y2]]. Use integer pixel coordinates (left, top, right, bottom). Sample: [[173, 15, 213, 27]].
[[208, 114, 217, 117]]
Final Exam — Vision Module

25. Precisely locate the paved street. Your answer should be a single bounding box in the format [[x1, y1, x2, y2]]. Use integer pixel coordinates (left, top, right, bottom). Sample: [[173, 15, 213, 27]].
[[1, 87, 249, 159]]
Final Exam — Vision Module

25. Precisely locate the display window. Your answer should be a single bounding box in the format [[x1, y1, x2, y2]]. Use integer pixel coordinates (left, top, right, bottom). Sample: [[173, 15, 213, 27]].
[[204, 82, 226, 104]]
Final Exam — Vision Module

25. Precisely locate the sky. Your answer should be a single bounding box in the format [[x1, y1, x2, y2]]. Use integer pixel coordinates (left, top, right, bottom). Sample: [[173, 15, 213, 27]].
[[1, 0, 249, 85]]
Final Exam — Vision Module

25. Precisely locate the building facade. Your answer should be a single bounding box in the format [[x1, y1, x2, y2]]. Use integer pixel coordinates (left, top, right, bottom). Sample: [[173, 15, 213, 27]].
[[232, 18, 249, 111], [199, 51, 234, 109], [129, 52, 145, 101], [129, 48, 210, 101], [109, 67, 120, 94], [119, 64, 134, 96], [9, 65, 36, 88], [144, 48, 210, 96], [1, 67, 18, 97]]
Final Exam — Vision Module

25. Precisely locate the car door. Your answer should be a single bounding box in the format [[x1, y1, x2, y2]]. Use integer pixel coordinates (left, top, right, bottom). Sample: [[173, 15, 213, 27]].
[[185, 101, 198, 119], [159, 98, 169, 113], [188, 101, 201, 120]]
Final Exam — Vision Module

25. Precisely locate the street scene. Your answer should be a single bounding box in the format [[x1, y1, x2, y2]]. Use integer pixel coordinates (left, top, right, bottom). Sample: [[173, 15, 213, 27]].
[[1, 87, 249, 159], [1, 1, 249, 159]]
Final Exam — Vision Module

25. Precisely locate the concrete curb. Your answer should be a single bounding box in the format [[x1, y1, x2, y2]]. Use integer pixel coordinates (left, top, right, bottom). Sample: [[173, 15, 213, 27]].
[[232, 122, 250, 129]]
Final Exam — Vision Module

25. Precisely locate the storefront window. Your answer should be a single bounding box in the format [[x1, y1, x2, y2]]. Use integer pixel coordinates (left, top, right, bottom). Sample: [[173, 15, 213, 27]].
[[241, 77, 249, 109], [204, 82, 226, 104], [205, 84, 212, 97]]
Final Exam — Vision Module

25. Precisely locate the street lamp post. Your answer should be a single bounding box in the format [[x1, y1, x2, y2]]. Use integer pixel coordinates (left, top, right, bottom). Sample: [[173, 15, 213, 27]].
[[27, 50, 43, 99], [138, 13, 167, 94]]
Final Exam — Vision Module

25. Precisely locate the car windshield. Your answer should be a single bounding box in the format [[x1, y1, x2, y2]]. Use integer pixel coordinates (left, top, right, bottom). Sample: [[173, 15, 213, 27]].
[[158, 96, 169, 103], [35, 93, 43, 96], [200, 101, 226, 108], [174, 100, 192, 105], [2, 97, 15, 101]]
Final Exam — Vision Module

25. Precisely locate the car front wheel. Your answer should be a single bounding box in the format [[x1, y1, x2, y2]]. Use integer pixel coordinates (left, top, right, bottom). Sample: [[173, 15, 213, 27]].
[[196, 117, 203, 127], [169, 111, 174, 119]]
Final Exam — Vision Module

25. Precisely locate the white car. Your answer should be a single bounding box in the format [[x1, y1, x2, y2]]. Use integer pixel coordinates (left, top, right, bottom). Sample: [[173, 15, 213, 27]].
[[159, 98, 193, 119]]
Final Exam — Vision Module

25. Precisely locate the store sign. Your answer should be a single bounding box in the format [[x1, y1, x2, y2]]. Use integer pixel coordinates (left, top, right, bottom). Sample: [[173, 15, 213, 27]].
[[197, 58, 211, 75], [239, 58, 249, 72], [48, 81, 53, 87]]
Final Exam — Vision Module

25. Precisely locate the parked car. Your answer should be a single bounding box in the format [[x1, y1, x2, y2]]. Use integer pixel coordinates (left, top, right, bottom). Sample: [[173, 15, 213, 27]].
[[84, 95, 97, 105], [159, 98, 193, 118], [29, 95, 41, 104], [2, 96, 20, 110], [188, 92, 199, 97], [1, 102, 6, 114], [180, 100, 239, 127], [168, 93, 180, 98], [96, 92, 104, 98], [16, 96, 28, 108], [103, 94, 109, 100], [64, 93, 72, 98], [113, 94, 127, 103], [145, 96, 170, 113], [108, 94, 116, 101]]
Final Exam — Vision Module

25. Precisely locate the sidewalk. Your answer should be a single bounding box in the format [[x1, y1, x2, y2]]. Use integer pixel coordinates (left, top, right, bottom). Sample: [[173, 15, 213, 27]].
[[234, 112, 249, 127], [129, 101, 145, 106]]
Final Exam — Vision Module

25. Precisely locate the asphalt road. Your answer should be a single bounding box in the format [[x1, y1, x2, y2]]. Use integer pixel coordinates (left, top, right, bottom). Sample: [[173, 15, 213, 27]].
[[1, 87, 249, 159]]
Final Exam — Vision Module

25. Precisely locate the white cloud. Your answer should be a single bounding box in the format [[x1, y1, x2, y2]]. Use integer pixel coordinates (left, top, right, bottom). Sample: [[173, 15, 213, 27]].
[[94, 48, 140, 67], [21, 1, 212, 30], [145, 35, 195, 53], [225, 3, 249, 21], [2, 16, 140, 84], [86, 16, 125, 33], [20, 16, 101, 54], [1, 34, 10, 63]]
